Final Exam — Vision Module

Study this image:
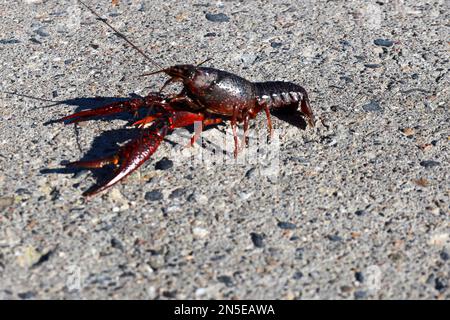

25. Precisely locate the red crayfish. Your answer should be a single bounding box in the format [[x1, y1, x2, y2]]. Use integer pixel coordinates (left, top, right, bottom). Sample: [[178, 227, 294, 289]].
[[57, 1, 315, 196]]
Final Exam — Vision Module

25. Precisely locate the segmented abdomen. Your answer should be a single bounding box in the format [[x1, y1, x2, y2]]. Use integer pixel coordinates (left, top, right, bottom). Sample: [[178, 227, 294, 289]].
[[254, 81, 308, 109]]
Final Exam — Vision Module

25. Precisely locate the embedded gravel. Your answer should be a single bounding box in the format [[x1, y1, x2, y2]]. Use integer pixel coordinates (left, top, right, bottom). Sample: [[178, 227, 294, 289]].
[[0, 0, 448, 299]]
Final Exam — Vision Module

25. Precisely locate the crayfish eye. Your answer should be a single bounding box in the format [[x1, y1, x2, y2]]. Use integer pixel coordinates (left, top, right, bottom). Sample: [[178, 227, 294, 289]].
[[180, 66, 194, 79], [176, 65, 195, 79], [166, 65, 194, 80]]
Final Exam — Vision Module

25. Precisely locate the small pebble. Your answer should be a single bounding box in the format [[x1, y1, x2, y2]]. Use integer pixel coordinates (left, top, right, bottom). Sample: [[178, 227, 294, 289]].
[[245, 167, 257, 179], [339, 40, 351, 47], [155, 157, 173, 170], [191, 193, 208, 205], [217, 275, 233, 287], [355, 271, 364, 282], [362, 100, 382, 113], [354, 290, 367, 299], [440, 251, 449, 261], [250, 232, 264, 248], [270, 42, 282, 48], [364, 63, 381, 69], [340, 76, 353, 83], [0, 197, 14, 211], [429, 233, 448, 246], [295, 248, 304, 259], [204, 32, 217, 37], [169, 188, 185, 199], [164, 205, 181, 214], [239, 191, 253, 201], [110, 238, 124, 251], [0, 39, 21, 44], [29, 38, 42, 45], [18, 291, 35, 300], [277, 221, 297, 230], [35, 27, 50, 37], [50, 188, 60, 201], [240, 53, 257, 65], [401, 127, 415, 137], [205, 12, 230, 22], [426, 274, 435, 285], [109, 12, 121, 18], [147, 286, 156, 299], [148, 255, 165, 270], [355, 210, 367, 216], [144, 190, 163, 201], [435, 277, 447, 292], [195, 288, 207, 297], [192, 227, 209, 239], [340, 285, 353, 293], [162, 290, 176, 298], [32, 249, 54, 268], [16, 188, 31, 196], [419, 160, 440, 168], [293, 271, 303, 280], [327, 234, 342, 242], [330, 105, 339, 112], [374, 39, 394, 47]]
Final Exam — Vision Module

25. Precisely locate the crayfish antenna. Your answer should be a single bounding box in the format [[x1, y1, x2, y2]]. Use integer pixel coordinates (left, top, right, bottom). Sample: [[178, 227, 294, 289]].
[[77, 0, 163, 69], [138, 69, 168, 78], [196, 57, 213, 66], [300, 97, 315, 128]]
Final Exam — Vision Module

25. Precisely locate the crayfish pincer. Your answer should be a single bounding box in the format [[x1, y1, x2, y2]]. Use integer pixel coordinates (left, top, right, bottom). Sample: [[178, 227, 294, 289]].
[[56, 1, 315, 197]]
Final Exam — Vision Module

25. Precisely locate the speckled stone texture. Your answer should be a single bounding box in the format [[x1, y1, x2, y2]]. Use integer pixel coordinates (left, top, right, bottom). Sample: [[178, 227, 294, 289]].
[[0, 0, 448, 299]]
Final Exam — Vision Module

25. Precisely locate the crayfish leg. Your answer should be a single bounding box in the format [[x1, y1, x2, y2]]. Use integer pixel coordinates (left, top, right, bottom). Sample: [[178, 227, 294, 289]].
[[263, 104, 273, 139], [131, 113, 163, 128], [300, 98, 315, 127], [231, 106, 240, 158], [243, 113, 251, 146], [188, 116, 223, 147], [65, 155, 119, 168]]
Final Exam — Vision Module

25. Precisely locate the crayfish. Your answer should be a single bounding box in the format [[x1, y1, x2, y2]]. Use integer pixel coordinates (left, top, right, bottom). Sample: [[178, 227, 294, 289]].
[[56, 1, 315, 196]]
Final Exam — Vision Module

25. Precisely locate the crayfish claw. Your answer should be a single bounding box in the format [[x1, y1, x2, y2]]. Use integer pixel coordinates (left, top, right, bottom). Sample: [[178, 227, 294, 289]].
[[76, 124, 168, 196], [58, 95, 165, 124]]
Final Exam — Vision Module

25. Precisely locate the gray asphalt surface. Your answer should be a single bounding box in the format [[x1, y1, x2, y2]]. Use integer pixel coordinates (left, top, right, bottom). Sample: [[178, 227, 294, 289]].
[[0, 0, 449, 299]]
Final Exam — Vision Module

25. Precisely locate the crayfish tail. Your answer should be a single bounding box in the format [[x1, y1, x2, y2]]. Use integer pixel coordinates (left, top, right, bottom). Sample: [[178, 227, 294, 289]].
[[255, 81, 315, 128]]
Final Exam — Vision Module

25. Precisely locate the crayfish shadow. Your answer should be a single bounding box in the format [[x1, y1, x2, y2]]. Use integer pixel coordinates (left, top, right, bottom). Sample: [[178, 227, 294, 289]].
[[271, 110, 308, 130], [44, 94, 144, 125], [40, 127, 140, 183]]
